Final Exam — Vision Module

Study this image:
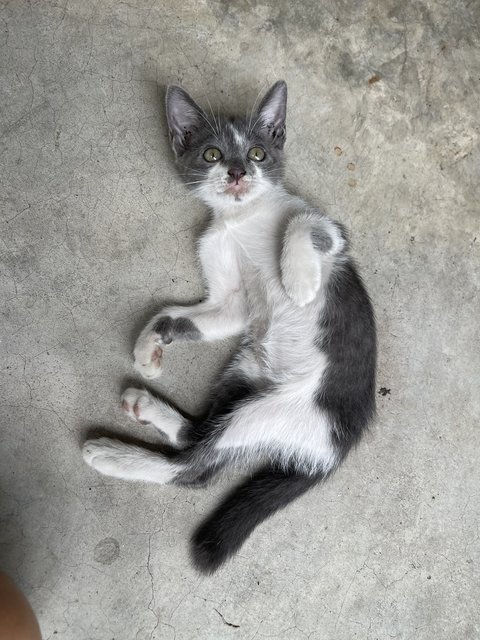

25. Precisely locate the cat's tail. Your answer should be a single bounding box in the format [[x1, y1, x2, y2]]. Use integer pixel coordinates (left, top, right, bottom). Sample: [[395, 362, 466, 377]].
[[190, 465, 324, 574]]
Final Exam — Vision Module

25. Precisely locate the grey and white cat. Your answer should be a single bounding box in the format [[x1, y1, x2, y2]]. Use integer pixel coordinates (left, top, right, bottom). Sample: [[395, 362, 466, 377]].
[[83, 81, 377, 573]]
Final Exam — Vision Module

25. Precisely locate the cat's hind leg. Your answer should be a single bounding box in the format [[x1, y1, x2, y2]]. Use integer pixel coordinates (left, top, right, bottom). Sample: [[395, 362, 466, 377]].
[[83, 356, 265, 485], [121, 387, 187, 446], [189, 389, 337, 573], [82, 437, 225, 487], [82, 438, 182, 483]]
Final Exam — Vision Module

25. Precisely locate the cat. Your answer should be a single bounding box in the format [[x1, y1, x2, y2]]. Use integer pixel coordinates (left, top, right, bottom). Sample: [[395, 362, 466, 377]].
[[82, 81, 377, 574]]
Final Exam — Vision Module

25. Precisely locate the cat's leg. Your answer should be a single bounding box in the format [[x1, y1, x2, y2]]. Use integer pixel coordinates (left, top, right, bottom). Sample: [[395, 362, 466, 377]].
[[133, 297, 247, 379], [186, 359, 265, 445], [121, 387, 188, 446], [82, 366, 265, 486], [212, 384, 337, 472], [189, 386, 337, 573], [281, 210, 347, 307], [82, 438, 184, 483], [82, 431, 230, 486], [87, 350, 262, 485], [82, 385, 334, 492]]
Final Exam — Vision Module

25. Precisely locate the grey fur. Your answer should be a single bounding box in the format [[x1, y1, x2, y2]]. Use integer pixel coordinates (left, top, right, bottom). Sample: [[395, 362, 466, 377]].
[[153, 316, 201, 344], [165, 82, 287, 189], [311, 228, 333, 253]]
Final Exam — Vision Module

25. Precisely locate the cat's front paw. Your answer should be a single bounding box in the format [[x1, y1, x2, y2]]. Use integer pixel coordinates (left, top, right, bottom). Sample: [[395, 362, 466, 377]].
[[282, 261, 321, 307], [281, 228, 321, 307], [133, 329, 163, 380]]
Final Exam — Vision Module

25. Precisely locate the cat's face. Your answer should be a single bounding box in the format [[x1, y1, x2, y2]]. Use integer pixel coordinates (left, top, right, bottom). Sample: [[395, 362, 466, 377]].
[[165, 82, 287, 209]]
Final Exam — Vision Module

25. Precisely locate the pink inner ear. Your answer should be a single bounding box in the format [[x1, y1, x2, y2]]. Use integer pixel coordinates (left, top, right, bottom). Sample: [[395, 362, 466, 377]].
[[262, 101, 284, 128], [256, 81, 287, 131], [166, 86, 205, 152]]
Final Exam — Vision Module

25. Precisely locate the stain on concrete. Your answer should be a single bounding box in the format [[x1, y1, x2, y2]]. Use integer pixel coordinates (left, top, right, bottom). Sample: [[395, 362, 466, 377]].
[[93, 538, 120, 565]]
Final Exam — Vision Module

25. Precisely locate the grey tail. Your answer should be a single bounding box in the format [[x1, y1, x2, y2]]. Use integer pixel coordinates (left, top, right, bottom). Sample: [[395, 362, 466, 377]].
[[190, 465, 324, 574]]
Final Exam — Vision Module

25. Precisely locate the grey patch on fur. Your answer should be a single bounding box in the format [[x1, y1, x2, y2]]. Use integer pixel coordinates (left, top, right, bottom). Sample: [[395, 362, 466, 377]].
[[153, 316, 202, 344], [311, 228, 333, 253], [315, 261, 376, 456]]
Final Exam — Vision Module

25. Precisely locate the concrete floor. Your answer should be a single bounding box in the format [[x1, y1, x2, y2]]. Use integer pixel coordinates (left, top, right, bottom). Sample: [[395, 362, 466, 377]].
[[1, 0, 479, 638]]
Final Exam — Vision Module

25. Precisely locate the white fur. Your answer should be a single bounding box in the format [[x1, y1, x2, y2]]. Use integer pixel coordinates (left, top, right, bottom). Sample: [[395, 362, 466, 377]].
[[281, 224, 321, 307], [121, 387, 184, 445], [88, 179, 352, 487], [229, 122, 246, 147], [280, 212, 345, 307], [215, 371, 337, 474], [82, 438, 181, 483], [195, 189, 345, 471], [128, 186, 348, 479]]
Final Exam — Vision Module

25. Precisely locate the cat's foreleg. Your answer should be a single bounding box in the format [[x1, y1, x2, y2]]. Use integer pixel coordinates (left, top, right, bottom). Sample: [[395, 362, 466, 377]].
[[281, 211, 347, 307], [133, 297, 247, 379]]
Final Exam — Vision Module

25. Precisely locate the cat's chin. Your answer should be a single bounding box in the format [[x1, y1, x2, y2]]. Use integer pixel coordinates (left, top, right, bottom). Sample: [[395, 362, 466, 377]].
[[224, 189, 252, 204], [213, 191, 258, 207], [197, 183, 272, 209]]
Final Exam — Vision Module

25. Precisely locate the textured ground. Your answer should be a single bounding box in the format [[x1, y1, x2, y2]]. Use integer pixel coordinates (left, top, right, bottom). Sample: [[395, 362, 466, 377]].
[[1, 1, 479, 638]]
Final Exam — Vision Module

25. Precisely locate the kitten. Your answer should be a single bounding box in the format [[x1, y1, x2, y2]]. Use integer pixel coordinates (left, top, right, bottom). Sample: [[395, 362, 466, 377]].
[[83, 81, 377, 574]]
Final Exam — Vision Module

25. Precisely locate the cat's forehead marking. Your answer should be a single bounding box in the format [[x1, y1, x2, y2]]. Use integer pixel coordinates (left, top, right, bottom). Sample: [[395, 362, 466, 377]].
[[228, 122, 246, 148]]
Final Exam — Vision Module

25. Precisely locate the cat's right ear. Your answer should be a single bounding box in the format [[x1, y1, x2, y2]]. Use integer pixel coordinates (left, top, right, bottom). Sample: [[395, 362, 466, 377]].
[[255, 80, 287, 149], [165, 86, 206, 156]]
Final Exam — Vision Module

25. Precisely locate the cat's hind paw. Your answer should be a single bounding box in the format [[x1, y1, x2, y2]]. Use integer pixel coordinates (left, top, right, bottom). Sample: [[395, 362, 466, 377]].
[[82, 438, 133, 477], [121, 387, 154, 424], [121, 387, 184, 444]]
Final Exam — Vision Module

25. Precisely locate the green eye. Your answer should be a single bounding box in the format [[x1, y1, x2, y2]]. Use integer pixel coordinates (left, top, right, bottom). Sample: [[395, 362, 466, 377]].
[[203, 147, 222, 162], [247, 147, 266, 162]]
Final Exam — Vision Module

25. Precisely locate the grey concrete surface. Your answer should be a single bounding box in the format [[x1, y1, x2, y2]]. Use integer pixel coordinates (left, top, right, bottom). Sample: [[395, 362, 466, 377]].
[[1, 1, 479, 638]]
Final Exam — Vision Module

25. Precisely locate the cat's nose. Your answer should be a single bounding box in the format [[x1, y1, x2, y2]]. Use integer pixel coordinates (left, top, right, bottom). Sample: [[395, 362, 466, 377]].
[[227, 168, 246, 184]]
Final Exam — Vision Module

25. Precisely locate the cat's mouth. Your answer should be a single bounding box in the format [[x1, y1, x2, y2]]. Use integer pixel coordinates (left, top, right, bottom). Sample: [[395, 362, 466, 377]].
[[224, 181, 251, 199]]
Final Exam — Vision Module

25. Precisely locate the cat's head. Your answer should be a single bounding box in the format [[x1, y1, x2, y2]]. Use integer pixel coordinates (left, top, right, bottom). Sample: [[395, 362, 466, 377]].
[[165, 81, 287, 209]]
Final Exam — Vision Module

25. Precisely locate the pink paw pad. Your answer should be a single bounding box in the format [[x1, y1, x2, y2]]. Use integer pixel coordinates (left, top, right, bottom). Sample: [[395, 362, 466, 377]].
[[151, 345, 162, 367], [133, 402, 149, 425]]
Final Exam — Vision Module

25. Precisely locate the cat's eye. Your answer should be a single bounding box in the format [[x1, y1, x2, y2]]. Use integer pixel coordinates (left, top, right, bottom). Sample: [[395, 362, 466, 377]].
[[247, 147, 266, 162], [203, 147, 222, 162]]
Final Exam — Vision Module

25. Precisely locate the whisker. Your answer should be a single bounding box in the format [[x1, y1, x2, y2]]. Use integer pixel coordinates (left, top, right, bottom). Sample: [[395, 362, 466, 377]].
[[205, 95, 221, 137], [248, 111, 265, 134], [193, 105, 219, 140]]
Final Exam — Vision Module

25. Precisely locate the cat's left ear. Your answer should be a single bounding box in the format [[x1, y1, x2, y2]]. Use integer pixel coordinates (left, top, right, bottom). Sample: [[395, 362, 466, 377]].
[[255, 80, 287, 149], [165, 86, 207, 156]]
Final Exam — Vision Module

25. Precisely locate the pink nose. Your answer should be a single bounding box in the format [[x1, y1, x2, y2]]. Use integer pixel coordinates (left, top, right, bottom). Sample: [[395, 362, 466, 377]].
[[228, 168, 246, 184]]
